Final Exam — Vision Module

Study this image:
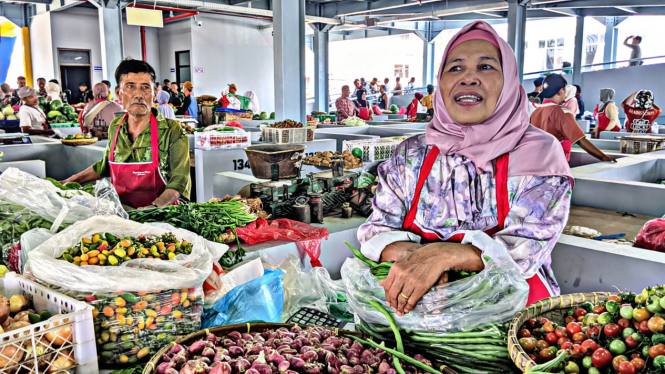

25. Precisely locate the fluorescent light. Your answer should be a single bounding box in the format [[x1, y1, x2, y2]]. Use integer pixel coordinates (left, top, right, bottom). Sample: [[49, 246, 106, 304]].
[[75, 57, 82, 60], [473, 11, 503, 17], [614, 6, 637, 13], [339, 0, 440, 17]]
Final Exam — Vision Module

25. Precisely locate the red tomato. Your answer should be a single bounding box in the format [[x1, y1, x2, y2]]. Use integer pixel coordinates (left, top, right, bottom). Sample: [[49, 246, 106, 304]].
[[625, 335, 639, 349], [648, 316, 665, 332], [528, 354, 538, 363], [633, 321, 641, 330], [567, 322, 582, 336], [649, 343, 665, 359], [603, 324, 621, 338], [639, 320, 651, 334], [592, 348, 612, 368], [618, 318, 631, 329], [630, 358, 646, 371], [526, 318, 538, 328], [171, 292, 180, 306], [545, 332, 558, 345], [557, 337, 571, 347], [518, 329, 531, 338], [581, 339, 598, 355], [587, 325, 600, 338], [569, 344, 585, 359], [535, 340, 550, 350], [519, 338, 536, 352], [618, 361, 636, 374], [572, 332, 587, 343], [555, 328, 567, 338], [538, 347, 555, 362], [565, 316, 576, 324], [573, 309, 588, 318], [608, 295, 622, 303], [630, 353, 642, 360], [539, 318, 551, 324], [612, 355, 628, 371], [592, 305, 606, 314], [543, 322, 555, 333]]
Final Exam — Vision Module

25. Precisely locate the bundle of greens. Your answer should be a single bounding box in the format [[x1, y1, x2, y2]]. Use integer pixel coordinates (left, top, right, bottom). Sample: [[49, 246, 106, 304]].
[[128, 198, 258, 267], [45, 177, 95, 195]]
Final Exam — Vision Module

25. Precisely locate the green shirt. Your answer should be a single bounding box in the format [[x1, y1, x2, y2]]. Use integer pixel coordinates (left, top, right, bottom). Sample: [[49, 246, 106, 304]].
[[92, 109, 191, 200]]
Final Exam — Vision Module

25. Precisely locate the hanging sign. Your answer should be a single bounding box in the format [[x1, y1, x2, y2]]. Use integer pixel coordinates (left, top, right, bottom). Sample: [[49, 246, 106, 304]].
[[126, 7, 164, 28], [93, 66, 103, 71]]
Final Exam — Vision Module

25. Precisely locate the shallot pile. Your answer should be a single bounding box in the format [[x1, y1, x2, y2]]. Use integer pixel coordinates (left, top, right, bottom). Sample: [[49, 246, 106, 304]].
[[156, 326, 433, 374]]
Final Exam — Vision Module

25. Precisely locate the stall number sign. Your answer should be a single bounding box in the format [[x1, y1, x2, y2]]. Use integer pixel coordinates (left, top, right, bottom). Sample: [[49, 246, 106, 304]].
[[632, 118, 651, 134], [231, 153, 316, 171], [194, 67, 204, 73]]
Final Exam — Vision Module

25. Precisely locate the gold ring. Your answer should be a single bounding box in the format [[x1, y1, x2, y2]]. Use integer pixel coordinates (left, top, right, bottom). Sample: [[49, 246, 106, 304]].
[[399, 292, 409, 300]]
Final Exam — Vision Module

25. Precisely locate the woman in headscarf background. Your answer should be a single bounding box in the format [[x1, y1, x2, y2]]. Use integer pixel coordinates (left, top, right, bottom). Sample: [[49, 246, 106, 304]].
[[358, 21, 573, 315], [81, 83, 124, 139], [406, 92, 424, 119], [562, 85, 579, 118], [355, 89, 372, 121], [45, 81, 62, 103], [622, 90, 662, 133], [156, 90, 176, 120], [593, 88, 621, 138]]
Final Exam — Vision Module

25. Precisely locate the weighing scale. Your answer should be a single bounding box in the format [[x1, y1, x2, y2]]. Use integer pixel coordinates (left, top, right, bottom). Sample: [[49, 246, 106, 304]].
[[0, 133, 32, 145]]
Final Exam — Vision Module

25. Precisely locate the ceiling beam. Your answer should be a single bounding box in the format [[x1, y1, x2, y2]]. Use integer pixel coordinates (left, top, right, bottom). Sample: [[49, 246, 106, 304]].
[[3, 0, 51, 4], [542, 7, 578, 16], [228, 0, 259, 4], [614, 6, 638, 13], [529, 0, 665, 9], [580, 6, 665, 16]]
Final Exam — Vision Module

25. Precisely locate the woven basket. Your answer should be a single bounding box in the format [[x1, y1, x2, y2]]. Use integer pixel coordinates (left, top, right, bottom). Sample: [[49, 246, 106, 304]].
[[307, 120, 319, 127], [142, 323, 368, 374], [61, 137, 99, 146], [508, 292, 616, 372]]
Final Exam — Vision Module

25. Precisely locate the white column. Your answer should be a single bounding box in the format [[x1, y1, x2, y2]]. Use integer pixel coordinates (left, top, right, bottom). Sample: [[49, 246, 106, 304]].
[[273, 0, 306, 122], [572, 16, 585, 85], [312, 25, 331, 113], [507, 0, 527, 82]]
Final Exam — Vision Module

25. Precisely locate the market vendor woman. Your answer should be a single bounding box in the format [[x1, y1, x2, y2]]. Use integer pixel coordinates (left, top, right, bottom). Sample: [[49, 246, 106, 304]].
[[358, 21, 573, 316], [63, 59, 191, 209]]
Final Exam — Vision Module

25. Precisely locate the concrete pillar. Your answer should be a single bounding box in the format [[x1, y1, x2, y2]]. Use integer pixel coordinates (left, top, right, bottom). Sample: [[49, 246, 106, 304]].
[[312, 25, 331, 114], [572, 16, 585, 85], [507, 0, 527, 82], [604, 17, 618, 69], [98, 0, 124, 88], [423, 41, 435, 86], [273, 0, 306, 122]]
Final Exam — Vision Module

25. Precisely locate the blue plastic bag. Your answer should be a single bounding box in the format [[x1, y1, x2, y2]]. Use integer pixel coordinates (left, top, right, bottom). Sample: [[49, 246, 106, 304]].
[[202, 269, 285, 327]]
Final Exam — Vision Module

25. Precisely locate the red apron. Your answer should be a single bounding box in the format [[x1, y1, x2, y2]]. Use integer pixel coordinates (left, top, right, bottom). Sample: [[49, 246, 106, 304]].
[[358, 107, 370, 121], [593, 104, 620, 139], [402, 146, 552, 306], [109, 113, 168, 209], [560, 140, 572, 162]]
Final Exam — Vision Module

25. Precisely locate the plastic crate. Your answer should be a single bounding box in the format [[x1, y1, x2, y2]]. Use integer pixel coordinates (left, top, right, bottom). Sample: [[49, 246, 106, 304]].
[[0, 120, 20, 134], [617, 135, 665, 154], [0, 272, 97, 374], [342, 139, 400, 162], [229, 94, 251, 111], [50, 123, 78, 128], [195, 128, 251, 150], [313, 114, 337, 123], [260, 126, 316, 144]]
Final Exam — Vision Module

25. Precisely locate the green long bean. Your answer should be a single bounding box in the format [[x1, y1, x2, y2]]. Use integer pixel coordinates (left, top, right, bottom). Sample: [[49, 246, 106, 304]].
[[346, 335, 444, 374], [368, 300, 406, 374]]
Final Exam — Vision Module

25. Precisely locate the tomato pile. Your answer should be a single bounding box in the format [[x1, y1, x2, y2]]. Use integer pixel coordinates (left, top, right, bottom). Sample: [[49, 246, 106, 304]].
[[519, 287, 665, 374]]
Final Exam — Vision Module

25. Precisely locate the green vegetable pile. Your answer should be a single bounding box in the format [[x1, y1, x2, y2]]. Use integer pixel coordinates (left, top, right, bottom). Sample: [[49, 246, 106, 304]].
[[341, 116, 368, 127], [128, 199, 258, 267], [45, 177, 96, 195]]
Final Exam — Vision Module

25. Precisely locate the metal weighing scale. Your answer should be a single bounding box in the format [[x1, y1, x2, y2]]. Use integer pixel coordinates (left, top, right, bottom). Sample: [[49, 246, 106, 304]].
[[0, 133, 32, 145]]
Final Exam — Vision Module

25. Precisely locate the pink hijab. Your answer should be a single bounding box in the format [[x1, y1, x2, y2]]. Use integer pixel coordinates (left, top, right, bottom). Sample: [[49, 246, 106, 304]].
[[426, 21, 573, 184]]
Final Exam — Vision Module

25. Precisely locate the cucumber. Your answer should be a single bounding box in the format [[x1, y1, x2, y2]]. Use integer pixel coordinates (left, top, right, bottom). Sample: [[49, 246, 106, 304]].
[[102, 342, 118, 351], [28, 313, 41, 324], [121, 341, 135, 349]]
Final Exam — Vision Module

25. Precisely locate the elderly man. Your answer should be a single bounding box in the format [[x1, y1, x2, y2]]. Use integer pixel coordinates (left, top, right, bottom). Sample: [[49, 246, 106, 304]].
[[10, 76, 27, 105], [17, 86, 53, 135], [63, 59, 191, 209], [335, 85, 357, 123]]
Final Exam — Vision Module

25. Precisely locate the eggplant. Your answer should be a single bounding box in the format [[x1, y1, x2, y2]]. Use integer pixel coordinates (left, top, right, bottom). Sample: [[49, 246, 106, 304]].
[[247, 369, 261, 374], [290, 326, 302, 334], [300, 346, 316, 354], [223, 339, 237, 348], [227, 331, 243, 341], [200, 357, 211, 366], [169, 345, 185, 356], [412, 355, 431, 367], [267, 351, 287, 364], [317, 349, 330, 361], [189, 341, 208, 355], [342, 338, 352, 346], [304, 363, 322, 374], [386, 371, 396, 374], [278, 360, 290, 373], [234, 358, 251, 374], [325, 351, 342, 369], [165, 369, 179, 374], [157, 362, 176, 374], [301, 350, 318, 363], [207, 333, 219, 345], [203, 347, 216, 360], [352, 365, 364, 374], [229, 346, 245, 357], [337, 353, 348, 366], [340, 366, 354, 374], [210, 362, 232, 374], [289, 357, 306, 370], [251, 363, 272, 374], [350, 342, 363, 354], [362, 365, 373, 374]]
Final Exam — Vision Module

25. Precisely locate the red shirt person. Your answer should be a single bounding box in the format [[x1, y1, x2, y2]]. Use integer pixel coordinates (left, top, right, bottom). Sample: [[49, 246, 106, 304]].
[[621, 90, 662, 133]]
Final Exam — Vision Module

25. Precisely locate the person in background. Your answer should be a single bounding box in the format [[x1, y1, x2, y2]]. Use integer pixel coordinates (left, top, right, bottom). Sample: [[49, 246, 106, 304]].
[[353, 79, 367, 100], [421, 84, 435, 117], [17, 86, 53, 135], [176, 81, 197, 119], [624, 36, 643, 66], [101, 80, 114, 101], [45, 81, 61, 103], [593, 88, 621, 138], [406, 77, 416, 94], [156, 91, 176, 120], [81, 83, 125, 138], [48, 79, 68, 103], [527, 77, 544, 104], [163, 79, 172, 94], [531, 74, 615, 162], [562, 85, 579, 118], [377, 85, 389, 111], [228, 83, 238, 94], [406, 92, 423, 119], [352, 79, 361, 97], [622, 90, 662, 133], [574, 85, 585, 120], [0, 84, 11, 105], [9, 76, 26, 106], [370, 78, 380, 94], [170, 82, 183, 107], [77, 90, 95, 128], [383, 78, 390, 93], [36, 78, 47, 98], [393, 77, 403, 96], [72, 82, 88, 104], [335, 85, 357, 123], [356, 89, 372, 120], [360, 78, 371, 93]]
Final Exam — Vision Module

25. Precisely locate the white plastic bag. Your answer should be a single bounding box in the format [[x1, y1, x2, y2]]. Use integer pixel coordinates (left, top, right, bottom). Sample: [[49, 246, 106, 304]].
[[342, 243, 529, 332], [26, 215, 227, 293]]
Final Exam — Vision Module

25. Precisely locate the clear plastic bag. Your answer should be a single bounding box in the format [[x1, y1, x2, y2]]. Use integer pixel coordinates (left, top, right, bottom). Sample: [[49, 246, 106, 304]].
[[341, 242, 529, 332], [202, 269, 285, 327], [26, 215, 227, 293]]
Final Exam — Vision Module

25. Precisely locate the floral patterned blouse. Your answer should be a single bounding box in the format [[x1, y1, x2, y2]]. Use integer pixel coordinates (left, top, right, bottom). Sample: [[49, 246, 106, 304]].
[[358, 134, 572, 295]]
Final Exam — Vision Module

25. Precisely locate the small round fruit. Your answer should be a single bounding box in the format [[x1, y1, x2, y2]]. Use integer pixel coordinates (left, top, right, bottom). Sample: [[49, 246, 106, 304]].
[[648, 316, 665, 332], [538, 347, 555, 362], [573, 309, 588, 318], [649, 343, 665, 359], [630, 358, 646, 371], [618, 318, 631, 329], [603, 324, 621, 338], [535, 340, 549, 351], [582, 355, 594, 369], [572, 332, 587, 343], [566, 322, 582, 336], [618, 361, 636, 374], [612, 355, 628, 371], [545, 333, 558, 345], [592, 348, 612, 368], [581, 339, 597, 355], [543, 322, 555, 333], [631, 332, 642, 342], [633, 308, 650, 322], [597, 312, 612, 326], [620, 305, 634, 320], [609, 340, 627, 355], [519, 338, 535, 352], [564, 361, 580, 374], [622, 327, 635, 338], [625, 335, 639, 349], [518, 329, 531, 338], [606, 300, 620, 314], [592, 305, 606, 314], [639, 320, 651, 334]]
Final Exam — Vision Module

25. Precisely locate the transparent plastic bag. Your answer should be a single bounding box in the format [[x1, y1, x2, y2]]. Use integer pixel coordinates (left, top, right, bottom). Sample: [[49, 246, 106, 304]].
[[358, 171, 376, 188], [341, 242, 529, 332], [26, 215, 227, 293], [202, 269, 285, 327], [19, 228, 53, 274]]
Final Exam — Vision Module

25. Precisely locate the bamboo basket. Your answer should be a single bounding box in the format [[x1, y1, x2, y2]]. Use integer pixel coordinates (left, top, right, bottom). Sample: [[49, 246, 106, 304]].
[[61, 137, 99, 146], [508, 292, 616, 372], [142, 323, 367, 374], [307, 120, 319, 127]]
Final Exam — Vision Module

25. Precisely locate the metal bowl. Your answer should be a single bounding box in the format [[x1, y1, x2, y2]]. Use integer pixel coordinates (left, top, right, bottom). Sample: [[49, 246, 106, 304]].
[[244, 144, 306, 180]]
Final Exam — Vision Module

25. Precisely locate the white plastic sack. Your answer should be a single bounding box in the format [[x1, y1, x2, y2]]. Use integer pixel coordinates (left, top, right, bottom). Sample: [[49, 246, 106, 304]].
[[26, 215, 228, 293], [342, 243, 529, 332]]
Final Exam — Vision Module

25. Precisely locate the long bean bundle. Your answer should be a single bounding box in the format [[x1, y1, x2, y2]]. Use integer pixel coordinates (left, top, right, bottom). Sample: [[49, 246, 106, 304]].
[[128, 199, 257, 266]]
